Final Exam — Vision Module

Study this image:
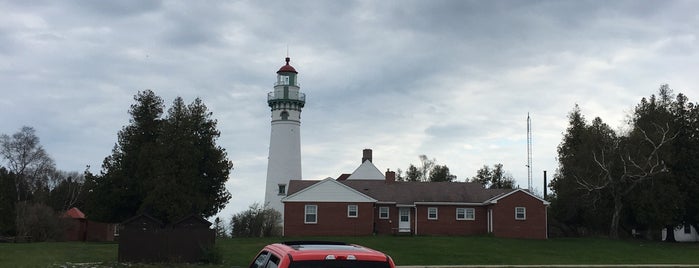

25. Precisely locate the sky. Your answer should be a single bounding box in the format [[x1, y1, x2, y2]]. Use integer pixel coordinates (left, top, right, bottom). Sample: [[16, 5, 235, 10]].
[[2, 0, 698, 221]]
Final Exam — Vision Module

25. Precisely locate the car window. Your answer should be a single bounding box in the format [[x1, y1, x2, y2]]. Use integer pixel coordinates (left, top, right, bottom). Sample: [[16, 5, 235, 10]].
[[250, 251, 270, 268], [266, 254, 280, 268]]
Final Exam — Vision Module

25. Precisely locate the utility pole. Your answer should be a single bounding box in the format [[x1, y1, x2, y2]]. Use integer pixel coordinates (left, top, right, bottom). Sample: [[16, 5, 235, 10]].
[[527, 113, 532, 191]]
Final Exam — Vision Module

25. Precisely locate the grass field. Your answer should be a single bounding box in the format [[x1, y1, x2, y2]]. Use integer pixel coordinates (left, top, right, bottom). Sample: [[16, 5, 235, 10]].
[[1, 236, 699, 267]]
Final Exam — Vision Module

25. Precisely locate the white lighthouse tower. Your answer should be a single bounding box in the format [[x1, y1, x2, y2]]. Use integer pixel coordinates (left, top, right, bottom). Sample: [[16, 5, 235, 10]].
[[264, 57, 304, 218]]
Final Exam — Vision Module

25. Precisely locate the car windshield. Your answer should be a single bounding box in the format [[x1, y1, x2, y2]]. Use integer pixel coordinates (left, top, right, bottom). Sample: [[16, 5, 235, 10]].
[[289, 260, 391, 268]]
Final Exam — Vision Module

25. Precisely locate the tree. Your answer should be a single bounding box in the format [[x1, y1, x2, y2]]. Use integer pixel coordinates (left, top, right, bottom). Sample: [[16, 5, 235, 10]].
[[551, 86, 687, 239], [14, 202, 64, 242], [549, 105, 610, 236], [405, 164, 420, 182], [47, 170, 85, 212], [472, 165, 491, 186], [230, 203, 281, 237], [429, 165, 455, 182], [417, 155, 436, 181], [213, 217, 228, 238], [401, 155, 445, 182], [0, 167, 18, 235], [470, 163, 515, 189], [84, 91, 233, 224], [0, 126, 56, 202], [491, 164, 515, 189], [84, 90, 163, 223]]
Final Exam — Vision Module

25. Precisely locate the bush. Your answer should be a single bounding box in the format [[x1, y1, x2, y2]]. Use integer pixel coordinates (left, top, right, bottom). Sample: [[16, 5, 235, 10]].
[[199, 244, 223, 264], [15, 202, 65, 242], [230, 203, 281, 237]]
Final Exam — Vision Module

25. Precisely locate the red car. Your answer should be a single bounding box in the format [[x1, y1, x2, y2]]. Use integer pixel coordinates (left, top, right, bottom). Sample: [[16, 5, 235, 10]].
[[249, 241, 396, 268]]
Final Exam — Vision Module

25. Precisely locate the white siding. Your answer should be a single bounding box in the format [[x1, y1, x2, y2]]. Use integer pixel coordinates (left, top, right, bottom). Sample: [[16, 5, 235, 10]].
[[662, 225, 699, 242], [283, 178, 376, 202], [347, 160, 385, 180]]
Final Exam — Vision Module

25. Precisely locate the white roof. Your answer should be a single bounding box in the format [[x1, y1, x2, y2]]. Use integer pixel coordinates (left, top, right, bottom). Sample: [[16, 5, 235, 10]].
[[346, 160, 385, 180], [282, 178, 377, 203]]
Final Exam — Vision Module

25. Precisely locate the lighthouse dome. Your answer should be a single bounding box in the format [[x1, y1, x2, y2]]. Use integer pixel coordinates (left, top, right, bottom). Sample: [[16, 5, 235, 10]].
[[277, 57, 298, 74]]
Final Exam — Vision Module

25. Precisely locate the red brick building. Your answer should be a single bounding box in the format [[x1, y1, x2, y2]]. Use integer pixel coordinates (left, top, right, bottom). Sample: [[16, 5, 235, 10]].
[[282, 150, 549, 239]]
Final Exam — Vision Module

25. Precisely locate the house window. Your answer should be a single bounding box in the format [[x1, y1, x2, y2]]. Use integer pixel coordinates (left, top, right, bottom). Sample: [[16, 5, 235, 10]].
[[685, 224, 692, 234], [277, 184, 286, 195], [379, 206, 389, 219], [456, 208, 475, 220], [515, 207, 526, 220], [305, 205, 317, 224], [400, 209, 409, 222], [428, 207, 438, 220], [347, 204, 358, 218]]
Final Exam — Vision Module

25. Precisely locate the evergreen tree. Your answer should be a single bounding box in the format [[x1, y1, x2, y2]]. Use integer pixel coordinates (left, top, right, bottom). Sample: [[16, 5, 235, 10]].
[[405, 164, 420, 182], [84, 91, 232, 224], [429, 165, 455, 182], [471, 163, 515, 189]]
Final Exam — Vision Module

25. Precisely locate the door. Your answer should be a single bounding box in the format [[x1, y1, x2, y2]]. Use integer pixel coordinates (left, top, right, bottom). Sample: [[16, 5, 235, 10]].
[[399, 207, 411, 232]]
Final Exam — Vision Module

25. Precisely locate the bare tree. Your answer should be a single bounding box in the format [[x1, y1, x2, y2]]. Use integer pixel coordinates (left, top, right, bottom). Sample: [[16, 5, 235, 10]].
[[49, 170, 85, 212], [0, 126, 56, 201], [418, 155, 436, 182], [575, 123, 677, 238]]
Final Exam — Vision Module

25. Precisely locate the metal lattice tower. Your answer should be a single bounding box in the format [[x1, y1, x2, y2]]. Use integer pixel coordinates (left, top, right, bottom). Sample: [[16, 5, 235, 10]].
[[527, 113, 532, 191]]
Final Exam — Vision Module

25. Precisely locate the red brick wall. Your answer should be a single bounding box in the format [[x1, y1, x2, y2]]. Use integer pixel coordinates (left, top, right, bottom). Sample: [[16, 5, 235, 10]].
[[414, 205, 488, 236], [284, 202, 374, 236], [373, 205, 397, 235], [491, 191, 547, 239]]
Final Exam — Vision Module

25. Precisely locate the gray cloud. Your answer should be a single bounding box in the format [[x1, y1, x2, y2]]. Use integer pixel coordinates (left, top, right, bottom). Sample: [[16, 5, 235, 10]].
[[1, 0, 698, 219]]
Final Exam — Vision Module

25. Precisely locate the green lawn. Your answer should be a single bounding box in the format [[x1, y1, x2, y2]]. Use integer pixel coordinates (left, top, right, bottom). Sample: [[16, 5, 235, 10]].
[[1, 236, 698, 267]]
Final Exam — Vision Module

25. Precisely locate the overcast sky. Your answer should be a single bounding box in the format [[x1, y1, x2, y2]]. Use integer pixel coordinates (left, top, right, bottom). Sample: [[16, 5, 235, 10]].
[[2, 0, 698, 220]]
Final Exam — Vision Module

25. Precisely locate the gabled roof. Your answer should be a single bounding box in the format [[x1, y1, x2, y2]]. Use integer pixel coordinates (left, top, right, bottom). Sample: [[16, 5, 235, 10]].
[[343, 180, 512, 205], [283, 178, 377, 203], [121, 213, 164, 228], [63, 207, 86, 219], [172, 214, 212, 228], [485, 188, 550, 205], [287, 179, 513, 205], [346, 160, 384, 180]]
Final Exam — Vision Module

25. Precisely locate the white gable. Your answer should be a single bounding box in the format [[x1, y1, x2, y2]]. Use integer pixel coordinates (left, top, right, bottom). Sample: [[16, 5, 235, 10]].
[[283, 178, 377, 202], [347, 160, 385, 180], [485, 189, 551, 205]]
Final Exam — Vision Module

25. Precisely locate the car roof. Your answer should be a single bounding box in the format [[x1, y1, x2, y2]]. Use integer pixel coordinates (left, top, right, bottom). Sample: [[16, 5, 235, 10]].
[[265, 241, 389, 262]]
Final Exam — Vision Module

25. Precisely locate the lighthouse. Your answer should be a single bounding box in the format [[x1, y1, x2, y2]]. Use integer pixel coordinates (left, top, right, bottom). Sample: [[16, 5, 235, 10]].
[[264, 57, 305, 218]]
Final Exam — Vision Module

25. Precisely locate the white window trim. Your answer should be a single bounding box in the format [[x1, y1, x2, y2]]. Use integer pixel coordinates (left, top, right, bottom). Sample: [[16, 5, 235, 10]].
[[456, 208, 475, 221], [379, 206, 389, 219], [428, 207, 438, 220], [347, 204, 358, 218], [515, 207, 526, 220], [305, 205, 317, 224]]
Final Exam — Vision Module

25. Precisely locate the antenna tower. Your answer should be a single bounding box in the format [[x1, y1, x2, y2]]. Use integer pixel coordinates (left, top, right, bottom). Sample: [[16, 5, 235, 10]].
[[527, 113, 532, 191]]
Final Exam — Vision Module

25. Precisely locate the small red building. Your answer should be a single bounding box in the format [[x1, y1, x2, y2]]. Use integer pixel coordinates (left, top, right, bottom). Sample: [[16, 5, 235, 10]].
[[282, 150, 549, 239], [62, 207, 117, 242]]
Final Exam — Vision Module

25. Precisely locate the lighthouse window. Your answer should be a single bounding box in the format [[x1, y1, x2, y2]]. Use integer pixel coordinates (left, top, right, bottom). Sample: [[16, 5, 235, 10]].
[[278, 184, 286, 195], [280, 111, 289, 120], [279, 75, 289, 85]]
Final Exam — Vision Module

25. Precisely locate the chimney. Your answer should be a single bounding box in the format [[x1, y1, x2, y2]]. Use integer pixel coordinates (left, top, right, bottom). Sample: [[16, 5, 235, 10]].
[[362, 149, 372, 163], [385, 169, 396, 183]]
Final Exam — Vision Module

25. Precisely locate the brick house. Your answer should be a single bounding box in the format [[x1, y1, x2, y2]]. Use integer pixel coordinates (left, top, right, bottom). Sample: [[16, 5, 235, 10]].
[[282, 150, 549, 239]]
